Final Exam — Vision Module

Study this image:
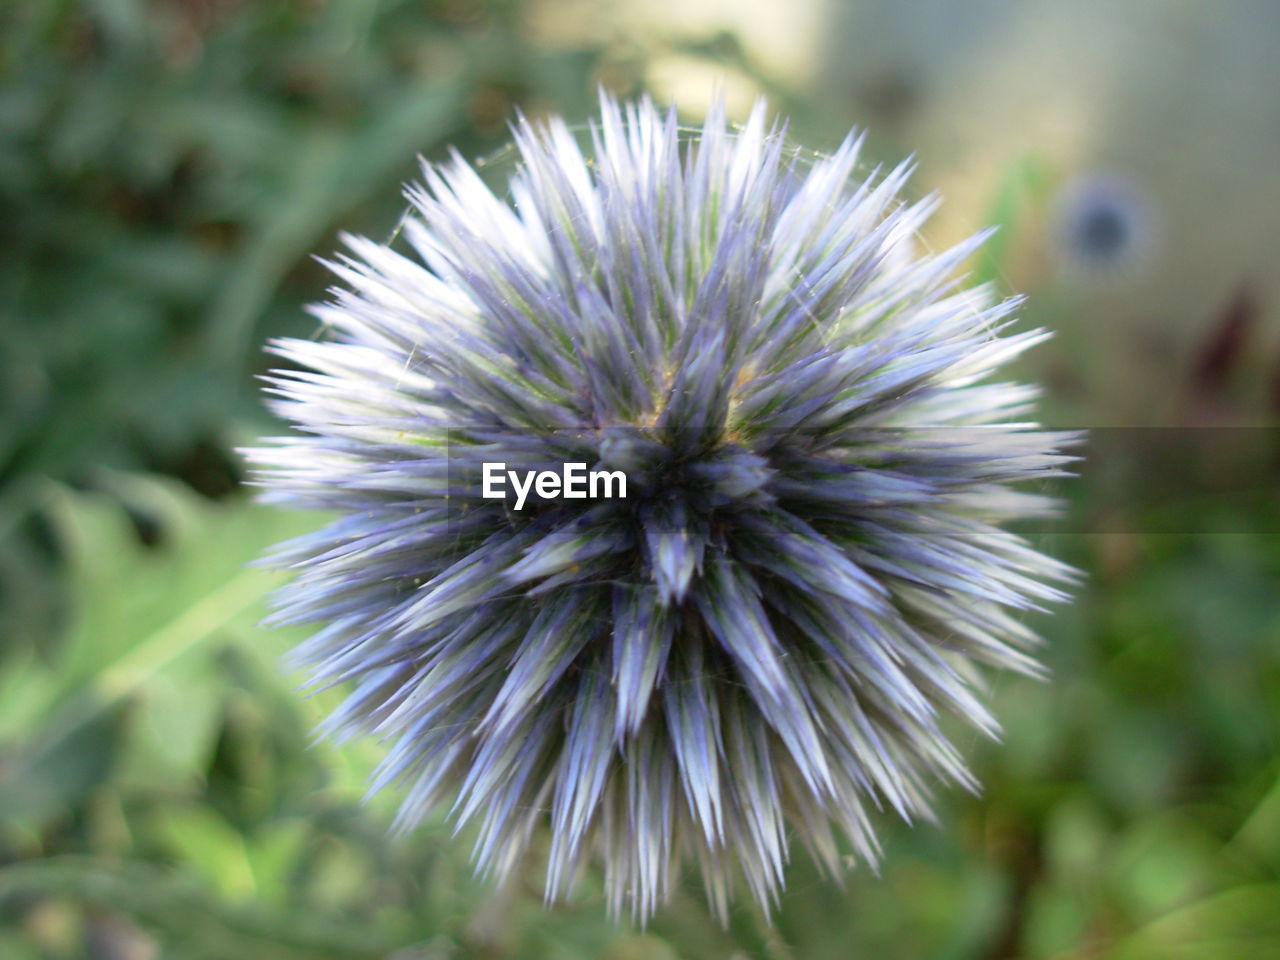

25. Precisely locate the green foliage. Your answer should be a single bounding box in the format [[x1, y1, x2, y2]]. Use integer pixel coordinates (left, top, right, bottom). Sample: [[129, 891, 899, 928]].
[[975, 154, 1050, 293], [0, 0, 611, 647]]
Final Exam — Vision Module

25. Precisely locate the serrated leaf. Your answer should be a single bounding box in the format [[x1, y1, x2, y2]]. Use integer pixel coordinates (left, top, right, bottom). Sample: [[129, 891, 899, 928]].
[[0, 479, 326, 824]]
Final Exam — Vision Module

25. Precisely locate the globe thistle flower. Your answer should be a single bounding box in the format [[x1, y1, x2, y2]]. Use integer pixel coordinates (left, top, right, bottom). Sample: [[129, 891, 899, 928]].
[[247, 93, 1077, 922], [1050, 171, 1156, 278]]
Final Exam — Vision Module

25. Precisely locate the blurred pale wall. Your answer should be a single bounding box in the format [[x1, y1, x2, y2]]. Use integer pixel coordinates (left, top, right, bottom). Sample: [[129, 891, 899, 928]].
[[532, 0, 1280, 424]]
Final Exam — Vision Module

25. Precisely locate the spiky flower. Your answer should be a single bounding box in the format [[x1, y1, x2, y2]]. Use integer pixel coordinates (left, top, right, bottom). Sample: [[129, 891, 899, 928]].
[[247, 94, 1076, 922]]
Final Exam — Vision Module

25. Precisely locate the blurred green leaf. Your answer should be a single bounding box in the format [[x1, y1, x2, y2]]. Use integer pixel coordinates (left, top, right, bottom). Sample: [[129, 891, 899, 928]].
[[0, 479, 323, 830], [1109, 885, 1280, 960], [1230, 770, 1280, 872], [0, 857, 395, 960], [975, 154, 1048, 291], [155, 805, 258, 900]]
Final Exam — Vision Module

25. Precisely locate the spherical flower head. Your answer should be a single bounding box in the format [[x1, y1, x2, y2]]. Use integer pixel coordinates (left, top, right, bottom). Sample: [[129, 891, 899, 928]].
[[247, 93, 1077, 922], [1050, 171, 1156, 278]]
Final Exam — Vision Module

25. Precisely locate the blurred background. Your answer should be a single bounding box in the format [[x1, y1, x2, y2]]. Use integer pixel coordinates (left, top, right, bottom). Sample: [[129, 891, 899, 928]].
[[3, 0, 1280, 957]]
